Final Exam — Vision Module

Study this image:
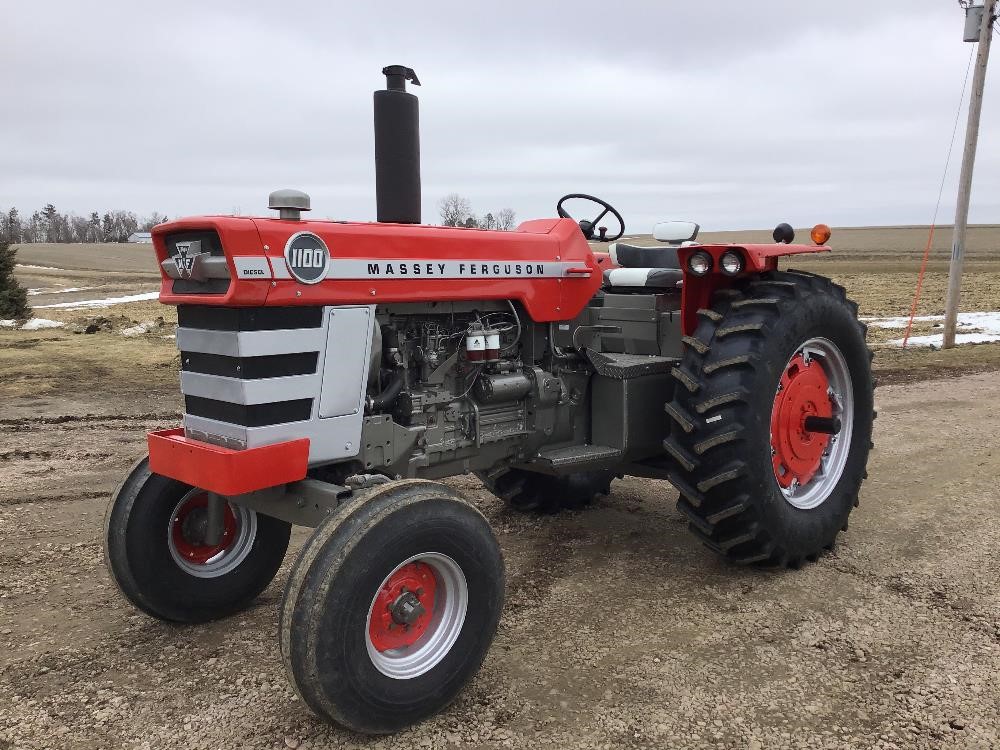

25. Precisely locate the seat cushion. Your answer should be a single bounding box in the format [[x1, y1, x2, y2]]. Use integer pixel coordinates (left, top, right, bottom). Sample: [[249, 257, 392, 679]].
[[610, 242, 680, 269], [603, 267, 683, 289]]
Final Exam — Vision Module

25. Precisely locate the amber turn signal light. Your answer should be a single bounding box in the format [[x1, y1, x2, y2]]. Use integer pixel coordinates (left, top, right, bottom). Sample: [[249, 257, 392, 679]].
[[811, 224, 832, 245]]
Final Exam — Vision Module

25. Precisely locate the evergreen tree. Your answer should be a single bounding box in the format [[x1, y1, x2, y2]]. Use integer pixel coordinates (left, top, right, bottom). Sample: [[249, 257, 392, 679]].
[[0, 240, 30, 319]]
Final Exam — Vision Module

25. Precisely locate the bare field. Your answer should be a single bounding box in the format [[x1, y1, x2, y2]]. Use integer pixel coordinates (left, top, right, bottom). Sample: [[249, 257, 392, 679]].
[[2, 227, 1000, 749], [13, 242, 161, 274]]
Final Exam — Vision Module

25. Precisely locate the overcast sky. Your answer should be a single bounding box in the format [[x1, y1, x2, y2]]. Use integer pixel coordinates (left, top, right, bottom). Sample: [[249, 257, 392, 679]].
[[2, 1, 997, 231]]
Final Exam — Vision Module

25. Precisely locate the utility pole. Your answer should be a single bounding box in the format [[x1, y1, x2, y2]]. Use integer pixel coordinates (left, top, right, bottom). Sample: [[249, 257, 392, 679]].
[[943, 0, 996, 348]]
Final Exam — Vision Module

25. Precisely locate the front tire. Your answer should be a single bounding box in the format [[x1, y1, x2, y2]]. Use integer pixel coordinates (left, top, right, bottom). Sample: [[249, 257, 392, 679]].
[[663, 271, 874, 566], [104, 458, 292, 623], [279, 480, 504, 734]]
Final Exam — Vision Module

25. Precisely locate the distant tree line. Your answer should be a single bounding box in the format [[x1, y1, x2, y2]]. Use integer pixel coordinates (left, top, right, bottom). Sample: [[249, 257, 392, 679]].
[[0, 205, 170, 244], [438, 194, 516, 230]]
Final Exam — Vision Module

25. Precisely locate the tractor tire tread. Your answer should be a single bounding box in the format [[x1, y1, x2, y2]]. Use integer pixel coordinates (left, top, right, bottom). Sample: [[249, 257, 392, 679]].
[[664, 401, 697, 433], [695, 389, 749, 415], [681, 335, 711, 355], [694, 428, 744, 455], [697, 308, 724, 322], [717, 323, 765, 338], [671, 366, 702, 394], [663, 436, 699, 472], [703, 355, 756, 375]]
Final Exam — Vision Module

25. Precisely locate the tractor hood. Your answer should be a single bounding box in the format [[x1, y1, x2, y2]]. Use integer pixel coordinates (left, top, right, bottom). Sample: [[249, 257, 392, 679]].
[[152, 216, 602, 322]]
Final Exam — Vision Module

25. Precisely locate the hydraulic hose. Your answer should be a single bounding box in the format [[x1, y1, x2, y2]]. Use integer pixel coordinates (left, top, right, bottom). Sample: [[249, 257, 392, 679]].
[[368, 369, 405, 412]]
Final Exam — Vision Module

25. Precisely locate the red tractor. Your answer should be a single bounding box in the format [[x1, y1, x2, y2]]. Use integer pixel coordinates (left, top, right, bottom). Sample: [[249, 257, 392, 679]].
[[105, 66, 873, 734]]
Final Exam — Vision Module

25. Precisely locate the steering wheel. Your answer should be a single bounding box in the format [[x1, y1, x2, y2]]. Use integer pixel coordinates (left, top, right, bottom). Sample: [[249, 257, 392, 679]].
[[556, 193, 625, 242]]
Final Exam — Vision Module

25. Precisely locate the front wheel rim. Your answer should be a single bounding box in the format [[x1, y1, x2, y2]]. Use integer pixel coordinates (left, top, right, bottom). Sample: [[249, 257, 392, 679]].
[[166, 490, 258, 578], [365, 552, 469, 680], [770, 337, 855, 510]]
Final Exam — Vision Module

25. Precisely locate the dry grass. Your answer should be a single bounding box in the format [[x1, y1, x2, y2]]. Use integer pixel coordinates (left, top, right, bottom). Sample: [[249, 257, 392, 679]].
[[0, 328, 179, 400]]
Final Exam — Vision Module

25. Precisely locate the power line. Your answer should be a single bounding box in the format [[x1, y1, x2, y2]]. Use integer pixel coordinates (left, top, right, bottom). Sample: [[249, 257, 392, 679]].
[[902, 45, 977, 347]]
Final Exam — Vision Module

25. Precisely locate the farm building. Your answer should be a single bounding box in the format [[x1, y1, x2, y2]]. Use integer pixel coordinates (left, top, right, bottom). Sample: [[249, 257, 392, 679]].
[[127, 232, 152, 243]]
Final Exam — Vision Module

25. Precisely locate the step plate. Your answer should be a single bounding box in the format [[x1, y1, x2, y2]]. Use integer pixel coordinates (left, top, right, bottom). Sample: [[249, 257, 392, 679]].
[[537, 444, 623, 468], [586, 350, 679, 380]]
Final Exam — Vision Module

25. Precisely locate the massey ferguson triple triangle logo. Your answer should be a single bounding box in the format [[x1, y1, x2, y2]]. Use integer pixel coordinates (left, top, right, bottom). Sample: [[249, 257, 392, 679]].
[[173, 242, 209, 281]]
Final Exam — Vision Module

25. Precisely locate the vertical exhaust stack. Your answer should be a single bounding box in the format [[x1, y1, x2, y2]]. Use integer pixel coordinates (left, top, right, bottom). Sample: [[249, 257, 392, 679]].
[[374, 65, 421, 224]]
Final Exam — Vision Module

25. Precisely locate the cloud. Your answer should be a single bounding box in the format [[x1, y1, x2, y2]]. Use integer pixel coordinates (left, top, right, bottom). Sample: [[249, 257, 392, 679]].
[[2, 0, 996, 231]]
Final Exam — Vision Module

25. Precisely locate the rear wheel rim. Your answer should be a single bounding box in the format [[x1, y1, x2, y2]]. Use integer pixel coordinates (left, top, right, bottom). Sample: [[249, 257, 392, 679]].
[[166, 490, 257, 578], [770, 337, 854, 510], [365, 552, 469, 680]]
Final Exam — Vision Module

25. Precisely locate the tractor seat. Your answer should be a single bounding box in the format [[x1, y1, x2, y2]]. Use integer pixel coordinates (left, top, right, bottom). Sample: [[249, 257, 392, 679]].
[[610, 243, 681, 270], [602, 242, 684, 289]]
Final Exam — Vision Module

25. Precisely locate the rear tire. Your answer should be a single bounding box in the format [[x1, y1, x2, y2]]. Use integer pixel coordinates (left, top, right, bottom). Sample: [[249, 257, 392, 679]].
[[663, 271, 874, 566], [279, 480, 504, 734], [480, 468, 614, 513], [104, 457, 291, 623]]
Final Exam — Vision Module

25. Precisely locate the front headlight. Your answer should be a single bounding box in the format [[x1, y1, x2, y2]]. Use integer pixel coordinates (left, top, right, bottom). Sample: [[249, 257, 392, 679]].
[[720, 250, 744, 275], [687, 250, 713, 276]]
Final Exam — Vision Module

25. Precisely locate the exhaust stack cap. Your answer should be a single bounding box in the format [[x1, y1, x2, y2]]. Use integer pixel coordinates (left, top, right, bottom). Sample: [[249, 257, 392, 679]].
[[383, 65, 420, 92], [268, 189, 311, 221]]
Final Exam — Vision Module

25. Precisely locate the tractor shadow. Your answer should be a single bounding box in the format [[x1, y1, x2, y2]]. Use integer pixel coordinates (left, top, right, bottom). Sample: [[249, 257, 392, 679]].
[[490, 474, 807, 630]]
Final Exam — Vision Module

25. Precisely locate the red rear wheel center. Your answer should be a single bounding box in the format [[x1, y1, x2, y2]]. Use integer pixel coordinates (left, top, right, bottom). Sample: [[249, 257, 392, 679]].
[[170, 493, 238, 565], [770, 353, 833, 489], [368, 562, 438, 652]]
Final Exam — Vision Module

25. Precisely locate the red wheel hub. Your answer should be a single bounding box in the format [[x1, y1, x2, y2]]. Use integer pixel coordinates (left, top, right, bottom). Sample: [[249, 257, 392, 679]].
[[368, 562, 438, 652], [170, 493, 238, 565], [770, 353, 833, 489]]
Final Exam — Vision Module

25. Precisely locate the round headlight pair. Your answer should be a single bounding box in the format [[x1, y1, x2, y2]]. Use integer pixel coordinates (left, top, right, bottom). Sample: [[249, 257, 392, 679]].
[[686, 250, 744, 276]]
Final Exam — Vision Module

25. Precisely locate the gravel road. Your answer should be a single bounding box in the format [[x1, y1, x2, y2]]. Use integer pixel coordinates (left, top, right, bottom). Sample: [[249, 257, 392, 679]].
[[1, 371, 998, 750]]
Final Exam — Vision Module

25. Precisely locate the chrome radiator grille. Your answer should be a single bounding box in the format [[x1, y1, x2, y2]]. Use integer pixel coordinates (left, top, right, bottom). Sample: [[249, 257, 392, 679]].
[[175, 304, 375, 464]]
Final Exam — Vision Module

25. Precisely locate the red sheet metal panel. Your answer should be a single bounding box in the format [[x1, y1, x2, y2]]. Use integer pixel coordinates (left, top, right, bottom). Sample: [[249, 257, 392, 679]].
[[147, 428, 309, 496]]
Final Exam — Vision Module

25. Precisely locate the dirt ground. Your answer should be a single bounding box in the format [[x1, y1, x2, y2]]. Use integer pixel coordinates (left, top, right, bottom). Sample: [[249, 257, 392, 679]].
[[1, 230, 999, 749], [1, 349, 999, 750]]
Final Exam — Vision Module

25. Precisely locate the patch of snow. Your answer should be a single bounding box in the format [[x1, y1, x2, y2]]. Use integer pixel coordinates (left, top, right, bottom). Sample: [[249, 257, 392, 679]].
[[0, 319, 18, 328], [36, 291, 159, 310], [871, 311, 1000, 348], [121, 321, 160, 337], [867, 312, 1000, 330], [863, 315, 938, 329], [16, 263, 61, 270], [19, 318, 65, 330], [27, 286, 94, 296]]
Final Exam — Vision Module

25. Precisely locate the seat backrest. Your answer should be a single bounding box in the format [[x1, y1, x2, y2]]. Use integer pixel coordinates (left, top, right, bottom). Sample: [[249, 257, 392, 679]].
[[609, 243, 680, 270]]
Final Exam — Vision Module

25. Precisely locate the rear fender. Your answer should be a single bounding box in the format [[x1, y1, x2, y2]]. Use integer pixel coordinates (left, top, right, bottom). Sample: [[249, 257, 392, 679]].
[[678, 243, 829, 336]]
